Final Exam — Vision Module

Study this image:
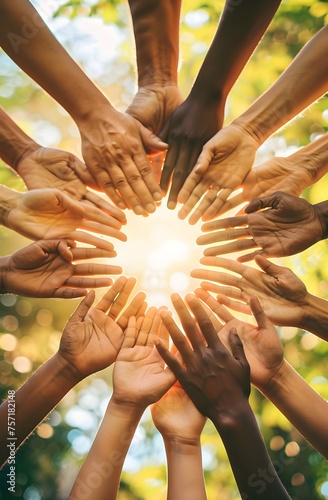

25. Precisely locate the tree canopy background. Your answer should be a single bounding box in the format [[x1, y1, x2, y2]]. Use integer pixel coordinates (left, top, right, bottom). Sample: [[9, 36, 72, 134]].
[[0, 1, 328, 499]]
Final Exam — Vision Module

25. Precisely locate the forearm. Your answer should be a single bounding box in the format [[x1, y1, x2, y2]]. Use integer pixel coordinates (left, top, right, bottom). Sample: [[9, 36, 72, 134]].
[[0, 353, 80, 467], [70, 399, 144, 500], [0, 185, 21, 227], [128, 0, 180, 87], [259, 360, 328, 458], [0, 108, 40, 170], [212, 403, 290, 499], [300, 293, 328, 342], [233, 25, 328, 143], [191, 0, 281, 105], [163, 437, 206, 500], [289, 133, 328, 186], [0, 0, 110, 123]]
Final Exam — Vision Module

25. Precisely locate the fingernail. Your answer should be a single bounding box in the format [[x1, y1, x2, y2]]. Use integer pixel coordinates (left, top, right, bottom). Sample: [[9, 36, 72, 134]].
[[154, 192, 162, 202], [134, 205, 144, 215], [146, 203, 156, 213], [167, 201, 176, 210]]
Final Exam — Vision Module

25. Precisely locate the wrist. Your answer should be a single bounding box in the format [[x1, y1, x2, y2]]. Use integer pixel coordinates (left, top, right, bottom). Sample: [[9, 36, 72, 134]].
[[313, 201, 328, 240], [257, 359, 289, 399], [107, 397, 144, 422], [0, 255, 10, 294], [72, 94, 114, 127], [53, 352, 85, 387], [300, 293, 328, 341], [0, 185, 21, 227], [163, 435, 201, 452], [211, 399, 255, 436]]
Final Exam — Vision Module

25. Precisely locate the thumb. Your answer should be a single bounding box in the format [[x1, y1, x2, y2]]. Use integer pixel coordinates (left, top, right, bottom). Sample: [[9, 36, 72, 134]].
[[138, 122, 168, 153], [228, 327, 248, 367], [254, 255, 284, 278], [69, 290, 96, 323], [245, 192, 281, 214], [249, 295, 271, 330], [58, 190, 85, 217], [194, 143, 214, 174]]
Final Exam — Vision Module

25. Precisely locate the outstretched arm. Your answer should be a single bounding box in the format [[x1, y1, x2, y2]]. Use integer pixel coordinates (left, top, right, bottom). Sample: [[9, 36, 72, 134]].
[[195, 290, 328, 459], [196, 191, 328, 260], [156, 293, 290, 499], [0, 0, 167, 215], [178, 24, 328, 223], [70, 310, 175, 500], [126, 0, 183, 134], [0, 277, 147, 467], [160, 0, 281, 209]]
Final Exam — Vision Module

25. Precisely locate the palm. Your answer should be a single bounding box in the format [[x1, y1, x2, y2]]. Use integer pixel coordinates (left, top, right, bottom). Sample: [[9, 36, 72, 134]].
[[60, 309, 123, 378], [114, 346, 171, 407], [151, 383, 206, 439]]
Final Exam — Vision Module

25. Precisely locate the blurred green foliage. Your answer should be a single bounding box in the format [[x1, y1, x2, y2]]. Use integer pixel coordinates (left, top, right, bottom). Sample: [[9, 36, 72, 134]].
[[1, 0, 328, 499]]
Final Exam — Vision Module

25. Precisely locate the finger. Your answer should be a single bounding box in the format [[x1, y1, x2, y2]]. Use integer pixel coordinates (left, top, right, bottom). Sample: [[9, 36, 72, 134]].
[[167, 145, 200, 210], [80, 201, 125, 229], [190, 269, 242, 289], [190, 294, 224, 332], [70, 247, 119, 261], [245, 193, 278, 214], [67, 290, 95, 321], [155, 338, 185, 378], [78, 220, 127, 242], [228, 327, 248, 367], [57, 240, 74, 262], [237, 249, 263, 263], [254, 255, 282, 276], [158, 316, 170, 350], [94, 168, 128, 210], [196, 228, 250, 246], [249, 296, 272, 330], [213, 191, 247, 216], [159, 310, 194, 361], [94, 276, 128, 313], [216, 293, 251, 315], [184, 294, 221, 349], [201, 216, 248, 233], [177, 170, 204, 208], [121, 156, 158, 213], [186, 185, 224, 225], [53, 287, 88, 299], [203, 239, 258, 257], [117, 291, 147, 330], [201, 188, 234, 222], [199, 256, 246, 276], [147, 313, 162, 346], [136, 306, 158, 346], [122, 316, 138, 349], [131, 149, 163, 204], [200, 282, 243, 300], [73, 263, 122, 276], [160, 144, 179, 196], [105, 277, 137, 319], [70, 231, 115, 252], [193, 288, 234, 322], [65, 277, 113, 288], [83, 191, 127, 224], [170, 293, 205, 353]]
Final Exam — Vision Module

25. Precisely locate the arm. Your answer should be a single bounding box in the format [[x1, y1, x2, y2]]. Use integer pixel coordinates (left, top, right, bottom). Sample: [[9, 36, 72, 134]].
[[0, 0, 167, 215], [192, 255, 328, 342], [70, 310, 175, 499], [195, 290, 328, 458], [160, 0, 281, 209], [196, 191, 328, 260], [0, 277, 147, 467], [178, 25, 328, 224], [151, 383, 207, 500], [156, 293, 290, 499], [207, 132, 328, 216], [126, 0, 183, 134], [0, 239, 123, 298], [0, 185, 126, 250]]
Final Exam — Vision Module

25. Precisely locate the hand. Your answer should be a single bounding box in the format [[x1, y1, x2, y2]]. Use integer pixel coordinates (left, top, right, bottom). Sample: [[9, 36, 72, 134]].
[[78, 106, 168, 215], [159, 96, 224, 209], [57, 276, 146, 379], [192, 255, 310, 328], [151, 382, 206, 442], [16, 146, 127, 224], [126, 84, 183, 135], [5, 188, 126, 251], [156, 293, 250, 421], [177, 123, 259, 224], [193, 289, 284, 392], [112, 309, 175, 408], [0, 239, 123, 298], [209, 154, 314, 216], [197, 191, 325, 261]]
